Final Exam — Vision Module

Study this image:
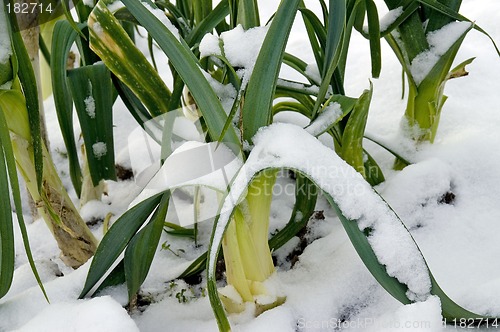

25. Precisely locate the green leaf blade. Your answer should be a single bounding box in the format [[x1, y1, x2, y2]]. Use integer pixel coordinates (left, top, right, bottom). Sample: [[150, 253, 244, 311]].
[[0, 126, 15, 299], [268, 174, 317, 251], [364, 0, 381, 78], [341, 84, 373, 177], [89, 2, 172, 117], [51, 20, 83, 195], [186, 0, 230, 46], [241, 0, 301, 143], [236, 0, 260, 30], [124, 192, 170, 300], [80, 193, 163, 298], [312, 0, 347, 116], [7, 7, 43, 192], [67, 64, 117, 185]]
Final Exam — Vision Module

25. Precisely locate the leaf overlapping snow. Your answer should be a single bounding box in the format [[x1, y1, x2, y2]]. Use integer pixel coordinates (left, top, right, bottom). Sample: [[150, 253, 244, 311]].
[[210, 123, 432, 301]]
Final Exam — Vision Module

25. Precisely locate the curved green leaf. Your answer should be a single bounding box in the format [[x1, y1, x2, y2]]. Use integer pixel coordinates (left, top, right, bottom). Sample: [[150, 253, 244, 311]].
[[364, 0, 381, 78], [283, 52, 319, 85], [312, 0, 346, 117], [0, 116, 14, 299], [61, 0, 86, 38], [124, 192, 170, 300], [341, 84, 372, 177], [94, 260, 125, 295], [7, 6, 43, 192], [80, 193, 164, 298], [363, 149, 385, 186], [241, 0, 301, 143], [51, 20, 83, 195], [89, 1, 171, 117], [268, 174, 317, 251], [272, 101, 311, 118], [178, 252, 208, 279], [416, 0, 500, 56], [363, 134, 412, 166], [298, 8, 327, 50], [299, 3, 325, 74]]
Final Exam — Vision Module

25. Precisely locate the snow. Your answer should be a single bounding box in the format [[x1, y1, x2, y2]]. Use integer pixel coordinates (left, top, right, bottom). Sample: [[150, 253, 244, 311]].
[[305, 102, 343, 136], [380, 7, 404, 32], [2, 0, 500, 331], [200, 24, 269, 87], [106, 0, 125, 12], [304, 63, 321, 84], [378, 159, 453, 229], [362, 296, 443, 331], [220, 25, 268, 72], [141, 2, 180, 40], [199, 33, 221, 58], [92, 22, 103, 36], [92, 142, 107, 159], [82, 0, 94, 8], [410, 21, 472, 85], [200, 70, 237, 114], [0, 81, 13, 89], [277, 78, 319, 95], [81, 200, 112, 223], [85, 96, 96, 118], [0, 0, 12, 64], [129, 140, 243, 226], [364, 6, 404, 34], [15, 296, 139, 332], [84, 81, 96, 118]]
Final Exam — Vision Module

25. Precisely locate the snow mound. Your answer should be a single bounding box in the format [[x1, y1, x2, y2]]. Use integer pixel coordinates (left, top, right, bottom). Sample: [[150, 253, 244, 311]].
[[15, 296, 139, 332]]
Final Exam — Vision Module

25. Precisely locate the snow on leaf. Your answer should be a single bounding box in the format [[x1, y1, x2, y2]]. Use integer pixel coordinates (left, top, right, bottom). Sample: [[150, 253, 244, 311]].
[[210, 123, 432, 301]]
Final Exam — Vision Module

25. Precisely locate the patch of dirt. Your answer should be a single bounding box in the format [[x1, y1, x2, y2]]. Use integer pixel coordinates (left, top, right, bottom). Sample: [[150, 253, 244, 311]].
[[439, 191, 456, 205], [283, 210, 325, 268], [85, 217, 103, 228], [126, 293, 153, 314], [115, 164, 134, 181], [182, 272, 202, 286]]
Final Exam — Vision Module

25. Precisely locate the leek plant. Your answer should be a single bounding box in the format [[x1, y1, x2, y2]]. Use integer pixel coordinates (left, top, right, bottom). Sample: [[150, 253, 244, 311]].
[[15, 1, 56, 220], [219, 170, 282, 313], [0, 1, 97, 288], [378, 0, 500, 143], [5, 100, 98, 267], [273, 0, 388, 186]]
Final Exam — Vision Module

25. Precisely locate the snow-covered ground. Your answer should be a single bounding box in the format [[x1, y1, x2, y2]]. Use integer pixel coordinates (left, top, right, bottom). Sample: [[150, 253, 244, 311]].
[[2, 0, 500, 331]]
